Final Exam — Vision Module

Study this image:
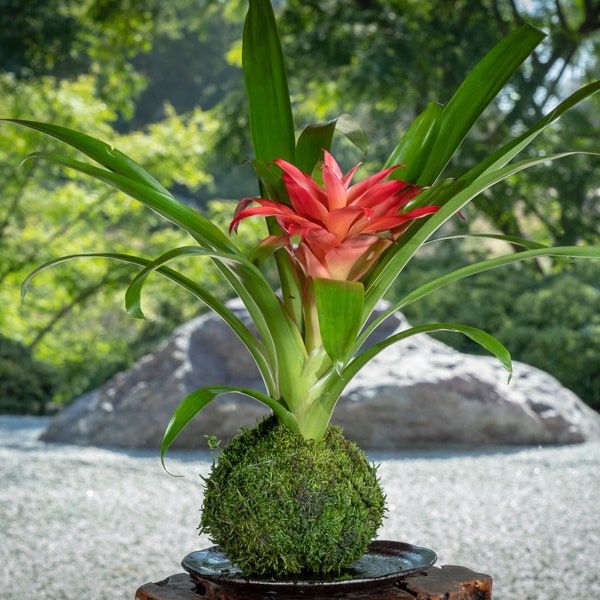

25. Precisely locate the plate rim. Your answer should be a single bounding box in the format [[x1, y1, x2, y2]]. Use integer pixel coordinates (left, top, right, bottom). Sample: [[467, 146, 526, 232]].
[[181, 540, 437, 593]]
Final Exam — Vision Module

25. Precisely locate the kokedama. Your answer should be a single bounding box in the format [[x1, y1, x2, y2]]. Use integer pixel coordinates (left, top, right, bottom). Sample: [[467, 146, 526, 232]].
[[200, 417, 385, 576], [3, 0, 600, 580]]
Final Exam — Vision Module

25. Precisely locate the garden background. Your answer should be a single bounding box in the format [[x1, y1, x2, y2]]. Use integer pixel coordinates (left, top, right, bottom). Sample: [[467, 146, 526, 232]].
[[1, 0, 599, 416]]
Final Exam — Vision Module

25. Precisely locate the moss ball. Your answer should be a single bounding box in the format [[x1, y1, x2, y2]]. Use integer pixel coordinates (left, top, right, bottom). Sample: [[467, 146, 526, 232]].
[[199, 416, 386, 578]]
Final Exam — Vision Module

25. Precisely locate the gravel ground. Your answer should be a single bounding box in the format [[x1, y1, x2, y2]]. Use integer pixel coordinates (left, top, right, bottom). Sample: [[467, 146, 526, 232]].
[[1, 415, 598, 600]]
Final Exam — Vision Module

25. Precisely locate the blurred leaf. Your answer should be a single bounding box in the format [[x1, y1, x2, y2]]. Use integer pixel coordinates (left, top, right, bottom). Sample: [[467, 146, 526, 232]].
[[295, 114, 368, 176], [295, 120, 337, 175], [335, 114, 369, 155]]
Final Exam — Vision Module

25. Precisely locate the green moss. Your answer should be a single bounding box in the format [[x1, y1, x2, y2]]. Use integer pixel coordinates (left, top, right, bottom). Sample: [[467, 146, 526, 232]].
[[199, 416, 386, 578]]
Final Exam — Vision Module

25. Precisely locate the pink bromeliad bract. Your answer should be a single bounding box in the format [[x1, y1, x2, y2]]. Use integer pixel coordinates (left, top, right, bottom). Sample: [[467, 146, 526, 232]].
[[231, 150, 439, 282]]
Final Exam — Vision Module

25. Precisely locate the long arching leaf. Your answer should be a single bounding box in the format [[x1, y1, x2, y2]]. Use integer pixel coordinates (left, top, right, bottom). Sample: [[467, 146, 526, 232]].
[[21, 152, 310, 408], [362, 151, 596, 319], [308, 323, 513, 425], [2, 118, 170, 195], [357, 245, 600, 353], [160, 386, 300, 472], [121, 242, 301, 400], [21, 252, 277, 397], [464, 80, 600, 185], [365, 80, 600, 305], [23, 151, 236, 252], [121, 242, 308, 402], [396, 246, 600, 313], [20, 150, 307, 386], [124, 246, 248, 319], [339, 324, 513, 403]]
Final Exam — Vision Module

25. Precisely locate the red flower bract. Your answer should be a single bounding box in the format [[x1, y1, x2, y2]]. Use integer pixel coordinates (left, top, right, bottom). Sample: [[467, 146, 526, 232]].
[[231, 150, 439, 281]]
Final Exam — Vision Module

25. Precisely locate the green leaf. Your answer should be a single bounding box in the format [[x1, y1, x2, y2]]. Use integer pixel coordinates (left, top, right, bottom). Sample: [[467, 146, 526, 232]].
[[1, 119, 169, 195], [120, 242, 303, 396], [417, 24, 546, 185], [295, 120, 337, 175], [124, 246, 219, 319], [362, 31, 584, 312], [344, 323, 513, 388], [396, 245, 600, 312], [384, 102, 443, 182], [312, 322, 514, 418], [313, 279, 364, 363], [461, 79, 600, 185], [21, 251, 276, 396], [18, 149, 236, 253], [360, 244, 600, 355], [335, 114, 369, 156], [295, 114, 369, 177], [16, 147, 309, 404], [243, 0, 295, 164], [425, 232, 573, 265], [242, 0, 305, 340], [363, 151, 596, 321], [17, 151, 309, 412], [160, 386, 300, 472], [425, 233, 550, 251]]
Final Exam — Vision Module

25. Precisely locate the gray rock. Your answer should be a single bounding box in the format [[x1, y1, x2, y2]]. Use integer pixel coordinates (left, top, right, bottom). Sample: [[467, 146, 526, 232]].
[[41, 302, 600, 449]]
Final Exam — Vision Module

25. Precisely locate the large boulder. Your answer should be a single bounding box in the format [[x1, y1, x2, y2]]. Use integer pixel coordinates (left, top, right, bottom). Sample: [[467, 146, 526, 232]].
[[41, 302, 600, 449]]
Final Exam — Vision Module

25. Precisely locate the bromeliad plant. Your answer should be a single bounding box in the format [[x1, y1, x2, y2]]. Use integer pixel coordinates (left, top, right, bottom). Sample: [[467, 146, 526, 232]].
[[5, 0, 600, 578]]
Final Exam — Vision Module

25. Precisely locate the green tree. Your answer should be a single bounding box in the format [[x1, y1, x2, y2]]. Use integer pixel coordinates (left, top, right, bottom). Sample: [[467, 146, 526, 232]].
[[0, 0, 212, 118], [0, 74, 222, 401], [0, 0, 240, 404], [0, 333, 59, 414]]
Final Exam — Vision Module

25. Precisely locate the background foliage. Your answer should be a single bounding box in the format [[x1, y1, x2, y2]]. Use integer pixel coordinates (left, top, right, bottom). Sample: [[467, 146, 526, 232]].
[[1, 0, 599, 414]]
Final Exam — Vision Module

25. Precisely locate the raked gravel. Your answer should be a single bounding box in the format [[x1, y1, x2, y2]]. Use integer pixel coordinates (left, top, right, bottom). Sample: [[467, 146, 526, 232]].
[[0, 415, 598, 600]]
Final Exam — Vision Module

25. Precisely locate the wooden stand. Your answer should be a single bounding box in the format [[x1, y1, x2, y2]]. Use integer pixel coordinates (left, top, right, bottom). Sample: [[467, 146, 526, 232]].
[[135, 565, 492, 600]]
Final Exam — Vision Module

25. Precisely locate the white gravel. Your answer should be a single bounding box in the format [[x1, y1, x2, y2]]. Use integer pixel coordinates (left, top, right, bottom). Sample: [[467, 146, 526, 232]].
[[1, 415, 598, 599]]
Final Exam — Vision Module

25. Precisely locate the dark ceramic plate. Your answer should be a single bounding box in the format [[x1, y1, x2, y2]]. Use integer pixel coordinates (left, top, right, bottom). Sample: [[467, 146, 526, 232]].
[[181, 540, 437, 595]]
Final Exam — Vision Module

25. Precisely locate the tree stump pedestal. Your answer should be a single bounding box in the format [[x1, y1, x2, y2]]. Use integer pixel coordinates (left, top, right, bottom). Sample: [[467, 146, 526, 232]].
[[135, 565, 492, 600]]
